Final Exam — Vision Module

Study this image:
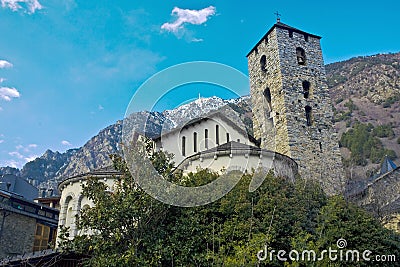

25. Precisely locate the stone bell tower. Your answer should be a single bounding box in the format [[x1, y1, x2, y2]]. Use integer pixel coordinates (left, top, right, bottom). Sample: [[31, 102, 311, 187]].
[[247, 21, 345, 195]]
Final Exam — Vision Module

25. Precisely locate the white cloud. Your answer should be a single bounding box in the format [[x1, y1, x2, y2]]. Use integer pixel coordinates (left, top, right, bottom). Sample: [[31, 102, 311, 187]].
[[4, 141, 40, 169], [0, 140, 4, 144], [0, 61, 20, 107], [61, 140, 71, 146], [161, 6, 216, 35], [98, 104, 104, 111], [0, 87, 20, 101], [15, 143, 37, 153], [9, 151, 23, 159], [1, 0, 42, 14], [24, 155, 38, 162], [1, 159, 19, 168], [1, 154, 36, 168], [15, 144, 23, 150], [7, 143, 39, 167], [191, 38, 204, 42], [0, 60, 12, 69]]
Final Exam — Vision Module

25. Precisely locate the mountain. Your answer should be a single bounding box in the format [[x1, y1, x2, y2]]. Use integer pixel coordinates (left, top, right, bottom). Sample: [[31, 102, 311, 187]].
[[0, 166, 20, 177], [33, 97, 251, 190], [19, 149, 78, 183], [3, 52, 399, 191], [326, 53, 400, 105], [326, 52, 400, 180], [162, 96, 227, 128]]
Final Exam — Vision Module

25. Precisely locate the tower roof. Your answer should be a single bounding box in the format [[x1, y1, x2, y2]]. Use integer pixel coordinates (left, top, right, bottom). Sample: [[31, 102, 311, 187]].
[[246, 22, 321, 57], [379, 155, 397, 175], [367, 155, 398, 182]]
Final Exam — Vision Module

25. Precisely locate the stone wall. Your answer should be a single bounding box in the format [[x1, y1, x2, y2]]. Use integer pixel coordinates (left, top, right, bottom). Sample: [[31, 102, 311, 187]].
[[247, 23, 345, 195], [248, 28, 288, 156], [349, 168, 400, 215], [348, 168, 400, 233], [0, 212, 36, 258]]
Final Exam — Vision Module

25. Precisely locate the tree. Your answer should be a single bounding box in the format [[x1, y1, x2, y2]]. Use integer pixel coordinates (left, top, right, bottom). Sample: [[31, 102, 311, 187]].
[[310, 196, 400, 266], [60, 154, 400, 266], [340, 122, 397, 165], [62, 154, 168, 266]]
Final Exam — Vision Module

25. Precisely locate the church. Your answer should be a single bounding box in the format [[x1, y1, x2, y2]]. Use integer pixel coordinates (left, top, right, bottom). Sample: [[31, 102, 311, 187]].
[[57, 20, 346, 240], [153, 110, 298, 180]]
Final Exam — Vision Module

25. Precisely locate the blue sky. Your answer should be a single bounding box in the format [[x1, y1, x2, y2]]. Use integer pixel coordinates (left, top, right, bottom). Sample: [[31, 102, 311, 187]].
[[0, 0, 399, 168]]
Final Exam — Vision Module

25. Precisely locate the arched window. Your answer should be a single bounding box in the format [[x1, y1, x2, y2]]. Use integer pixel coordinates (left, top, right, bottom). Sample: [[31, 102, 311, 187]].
[[193, 132, 197, 152], [263, 87, 272, 110], [302, 81, 311, 98], [182, 136, 186, 156], [296, 47, 306, 65], [305, 106, 312, 126], [205, 129, 209, 149], [216, 125, 219, 145], [66, 207, 73, 228], [260, 55, 267, 71]]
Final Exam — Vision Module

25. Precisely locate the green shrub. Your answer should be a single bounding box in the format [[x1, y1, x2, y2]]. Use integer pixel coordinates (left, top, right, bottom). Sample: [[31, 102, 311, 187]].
[[382, 102, 391, 108], [373, 124, 395, 138], [334, 111, 352, 122], [344, 99, 358, 112], [335, 98, 344, 104], [340, 122, 397, 165], [382, 95, 400, 108]]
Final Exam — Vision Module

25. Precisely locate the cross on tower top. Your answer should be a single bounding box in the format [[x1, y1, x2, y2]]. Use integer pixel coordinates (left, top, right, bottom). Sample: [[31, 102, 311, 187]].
[[274, 11, 281, 22]]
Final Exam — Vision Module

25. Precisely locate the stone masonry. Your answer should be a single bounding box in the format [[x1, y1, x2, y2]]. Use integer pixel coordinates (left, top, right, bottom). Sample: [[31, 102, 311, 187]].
[[349, 167, 400, 232], [247, 22, 345, 195], [0, 212, 36, 258]]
